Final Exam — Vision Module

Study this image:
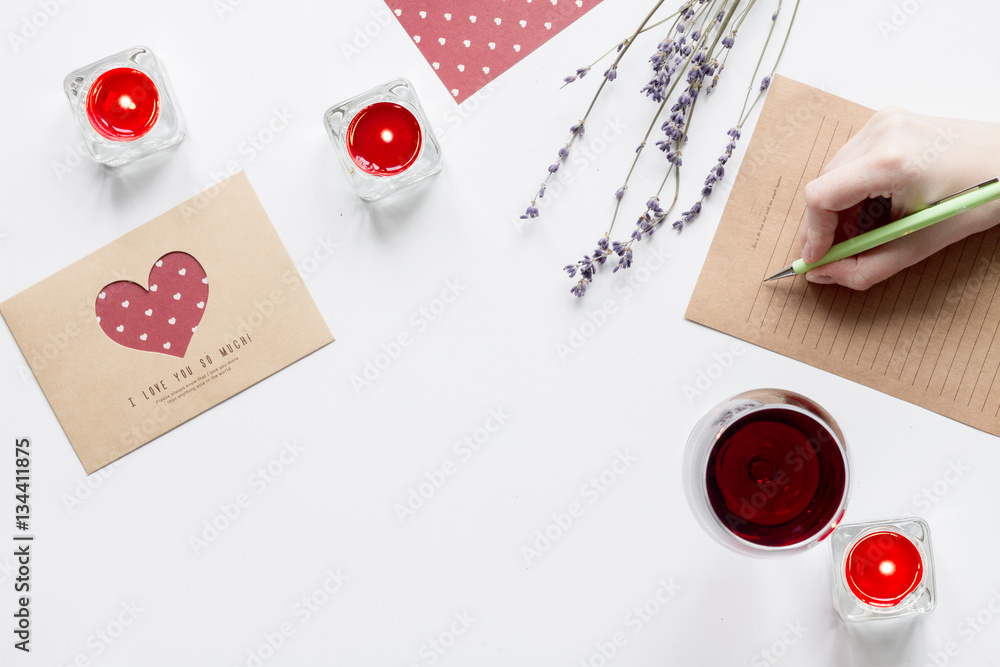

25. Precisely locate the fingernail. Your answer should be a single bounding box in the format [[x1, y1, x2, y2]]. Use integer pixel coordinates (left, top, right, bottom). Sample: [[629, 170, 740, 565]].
[[801, 242, 813, 263], [807, 273, 835, 285]]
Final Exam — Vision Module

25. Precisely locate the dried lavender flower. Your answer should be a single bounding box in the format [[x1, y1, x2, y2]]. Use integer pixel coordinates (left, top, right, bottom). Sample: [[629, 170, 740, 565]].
[[613, 248, 633, 273], [562, 66, 591, 86]]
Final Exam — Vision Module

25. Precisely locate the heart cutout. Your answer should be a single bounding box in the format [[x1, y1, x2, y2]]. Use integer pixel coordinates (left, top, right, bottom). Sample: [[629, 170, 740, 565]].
[[96, 252, 209, 358]]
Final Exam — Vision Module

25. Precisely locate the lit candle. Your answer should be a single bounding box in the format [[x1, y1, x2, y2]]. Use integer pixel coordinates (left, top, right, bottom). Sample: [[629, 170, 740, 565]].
[[324, 78, 442, 201], [845, 530, 923, 607], [345, 102, 423, 176], [65, 46, 186, 166], [85, 67, 160, 141], [830, 517, 936, 622]]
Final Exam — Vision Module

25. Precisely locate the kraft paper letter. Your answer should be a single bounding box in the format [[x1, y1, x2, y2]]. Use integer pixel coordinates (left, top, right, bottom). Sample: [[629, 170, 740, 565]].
[[686, 75, 1000, 437], [1, 172, 334, 473]]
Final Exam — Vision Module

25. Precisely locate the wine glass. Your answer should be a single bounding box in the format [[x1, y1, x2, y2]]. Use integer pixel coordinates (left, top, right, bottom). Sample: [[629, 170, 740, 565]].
[[683, 389, 850, 557]]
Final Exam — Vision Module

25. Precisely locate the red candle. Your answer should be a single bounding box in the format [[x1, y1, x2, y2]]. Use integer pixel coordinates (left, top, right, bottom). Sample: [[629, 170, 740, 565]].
[[86, 67, 160, 142], [845, 530, 923, 607], [346, 102, 422, 176]]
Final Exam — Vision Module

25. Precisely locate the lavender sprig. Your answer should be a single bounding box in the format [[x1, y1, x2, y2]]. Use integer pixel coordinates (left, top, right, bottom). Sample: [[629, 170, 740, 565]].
[[522, 0, 679, 221], [559, 2, 697, 91], [522, 0, 802, 296], [520, 123, 585, 219], [666, 0, 799, 232], [564, 237, 611, 297], [672, 127, 740, 230], [566, 170, 680, 297], [609, 2, 717, 235]]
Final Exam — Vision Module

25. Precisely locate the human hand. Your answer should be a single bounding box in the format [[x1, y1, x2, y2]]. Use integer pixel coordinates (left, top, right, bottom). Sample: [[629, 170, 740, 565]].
[[800, 108, 1000, 289]]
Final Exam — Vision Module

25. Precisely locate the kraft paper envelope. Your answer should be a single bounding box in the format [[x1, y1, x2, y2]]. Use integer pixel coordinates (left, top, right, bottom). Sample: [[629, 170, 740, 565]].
[[687, 75, 1000, 437], [1, 172, 334, 473]]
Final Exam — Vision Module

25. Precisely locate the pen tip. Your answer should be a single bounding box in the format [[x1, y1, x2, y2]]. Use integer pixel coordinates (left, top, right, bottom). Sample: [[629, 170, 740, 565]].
[[764, 266, 797, 282]]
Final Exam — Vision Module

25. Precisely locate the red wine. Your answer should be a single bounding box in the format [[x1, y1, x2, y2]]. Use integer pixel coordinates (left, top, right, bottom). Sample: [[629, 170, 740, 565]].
[[705, 406, 847, 548]]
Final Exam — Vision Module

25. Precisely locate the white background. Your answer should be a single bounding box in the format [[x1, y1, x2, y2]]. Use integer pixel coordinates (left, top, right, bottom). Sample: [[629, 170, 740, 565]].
[[1, 1, 999, 666]]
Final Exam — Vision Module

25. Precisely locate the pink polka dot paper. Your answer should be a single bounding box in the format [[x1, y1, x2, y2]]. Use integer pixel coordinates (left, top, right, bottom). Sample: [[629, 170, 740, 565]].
[[384, 0, 606, 103], [95, 252, 209, 358]]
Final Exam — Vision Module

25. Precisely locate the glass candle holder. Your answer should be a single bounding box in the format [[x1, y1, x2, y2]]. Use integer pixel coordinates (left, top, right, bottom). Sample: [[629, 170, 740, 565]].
[[830, 517, 936, 622], [682, 389, 850, 557], [63, 46, 186, 166], [324, 78, 442, 201]]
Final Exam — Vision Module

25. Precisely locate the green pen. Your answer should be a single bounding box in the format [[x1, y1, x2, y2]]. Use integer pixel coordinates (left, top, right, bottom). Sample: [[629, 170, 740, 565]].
[[765, 177, 1000, 282]]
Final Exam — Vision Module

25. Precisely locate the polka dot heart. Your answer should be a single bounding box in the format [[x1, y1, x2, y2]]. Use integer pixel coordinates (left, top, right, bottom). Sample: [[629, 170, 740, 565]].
[[95, 252, 209, 358], [384, 0, 605, 103]]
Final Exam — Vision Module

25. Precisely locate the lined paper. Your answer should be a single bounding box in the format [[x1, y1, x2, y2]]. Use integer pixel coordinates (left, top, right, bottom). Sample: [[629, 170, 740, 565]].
[[686, 76, 1000, 436]]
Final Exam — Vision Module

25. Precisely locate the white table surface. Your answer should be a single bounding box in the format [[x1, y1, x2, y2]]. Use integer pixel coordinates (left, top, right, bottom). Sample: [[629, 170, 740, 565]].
[[1, 1, 999, 665]]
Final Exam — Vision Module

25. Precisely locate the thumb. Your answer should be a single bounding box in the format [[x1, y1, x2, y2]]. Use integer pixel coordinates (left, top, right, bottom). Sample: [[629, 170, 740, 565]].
[[804, 220, 958, 291], [801, 157, 904, 263]]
